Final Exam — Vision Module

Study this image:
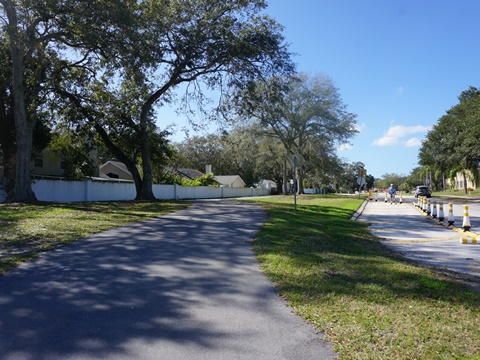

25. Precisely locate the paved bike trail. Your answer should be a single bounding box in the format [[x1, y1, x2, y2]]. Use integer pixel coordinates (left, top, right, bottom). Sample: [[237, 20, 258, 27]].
[[0, 200, 335, 360], [356, 197, 480, 278]]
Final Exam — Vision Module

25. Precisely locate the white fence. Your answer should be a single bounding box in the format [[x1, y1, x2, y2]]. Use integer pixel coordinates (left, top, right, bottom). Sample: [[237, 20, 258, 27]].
[[0, 179, 270, 202], [303, 188, 327, 195]]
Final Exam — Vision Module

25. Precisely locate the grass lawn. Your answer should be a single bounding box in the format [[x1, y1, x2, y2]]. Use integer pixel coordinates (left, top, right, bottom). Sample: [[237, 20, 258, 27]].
[[1, 195, 480, 358], [249, 194, 480, 359], [432, 189, 480, 199], [0, 200, 187, 275]]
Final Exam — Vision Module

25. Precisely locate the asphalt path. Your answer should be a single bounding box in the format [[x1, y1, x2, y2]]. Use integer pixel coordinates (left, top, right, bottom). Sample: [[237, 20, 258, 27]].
[[0, 200, 335, 360], [356, 194, 480, 278]]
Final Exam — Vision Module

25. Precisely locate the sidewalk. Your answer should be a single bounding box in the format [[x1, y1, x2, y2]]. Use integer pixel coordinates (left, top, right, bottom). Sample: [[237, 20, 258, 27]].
[[0, 200, 336, 360], [356, 198, 480, 278]]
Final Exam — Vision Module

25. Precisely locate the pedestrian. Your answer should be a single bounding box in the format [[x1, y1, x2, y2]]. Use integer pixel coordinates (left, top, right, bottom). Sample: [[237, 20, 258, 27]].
[[388, 183, 396, 204]]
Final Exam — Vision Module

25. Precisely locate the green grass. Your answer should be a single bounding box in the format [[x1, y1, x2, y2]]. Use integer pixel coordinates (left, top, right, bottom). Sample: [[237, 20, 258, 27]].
[[249, 194, 480, 359], [0, 200, 187, 274], [432, 189, 480, 199], [2, 195, 480, 358]]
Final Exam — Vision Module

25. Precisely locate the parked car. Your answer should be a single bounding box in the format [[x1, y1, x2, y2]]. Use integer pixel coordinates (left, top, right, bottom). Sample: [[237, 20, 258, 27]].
[[414, 185, 431, 198]]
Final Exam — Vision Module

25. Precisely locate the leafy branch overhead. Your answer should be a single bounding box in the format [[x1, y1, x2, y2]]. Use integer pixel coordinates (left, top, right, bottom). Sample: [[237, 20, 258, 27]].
[[0, 0, 293, 202]]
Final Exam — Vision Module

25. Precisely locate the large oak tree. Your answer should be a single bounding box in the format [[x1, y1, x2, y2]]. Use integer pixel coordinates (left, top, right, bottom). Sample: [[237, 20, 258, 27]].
[[231, 73, 357, 194], [2, 0, 293, 201]]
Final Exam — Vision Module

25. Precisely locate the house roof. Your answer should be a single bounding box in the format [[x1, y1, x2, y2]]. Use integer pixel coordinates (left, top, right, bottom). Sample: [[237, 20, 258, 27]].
[[177, 168, 205, 179], [100, 161, 130, 174], [258, 179, 277, 188], [214, 175, 246, 187]]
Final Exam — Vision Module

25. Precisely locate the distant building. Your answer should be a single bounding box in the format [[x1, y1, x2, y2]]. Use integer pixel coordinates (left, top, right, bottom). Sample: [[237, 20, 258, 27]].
[[99, 161, 133, 181], [257, 179, 277, 190], [445, 169, 479, 190], [98, 161, 247, 188], [214, 175, 246, 188], [31, 149, 66, 178], [30, 148, 99, 179]]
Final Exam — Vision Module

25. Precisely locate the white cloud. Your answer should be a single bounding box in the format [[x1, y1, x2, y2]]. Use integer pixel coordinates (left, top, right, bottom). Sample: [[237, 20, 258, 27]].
[[404, 137, 423, 147], [385, 125, 431, 137], [396, 86, 405, 95], [372, 124, 431, 147], [371, 136, 399, 146]]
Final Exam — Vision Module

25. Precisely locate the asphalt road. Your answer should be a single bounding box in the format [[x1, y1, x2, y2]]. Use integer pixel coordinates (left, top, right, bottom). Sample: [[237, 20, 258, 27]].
[[0, 200, 336, 360], [357, 194, 480, 278]]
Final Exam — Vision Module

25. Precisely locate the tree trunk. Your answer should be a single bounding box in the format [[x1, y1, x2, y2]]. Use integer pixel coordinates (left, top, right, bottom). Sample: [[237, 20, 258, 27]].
[[139, 123, 155, 200], [94, 123, 143, 200], [296, 166, 304, 195], [3, 1, 37, 203], [283, 158, 288, 194], [462, 170, 468, 194]]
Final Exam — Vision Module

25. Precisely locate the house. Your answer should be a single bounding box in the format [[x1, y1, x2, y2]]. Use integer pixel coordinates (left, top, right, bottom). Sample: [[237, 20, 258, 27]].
[[176, 168, 205, 181], [29, 147, 99, 179], [98, 161, 246, 188], [31, 149, 65, 178], [99, 161, 134, 181], [445, 169, 480, 190], [257, 179, 277, 190], [214, 175, 246, 188]]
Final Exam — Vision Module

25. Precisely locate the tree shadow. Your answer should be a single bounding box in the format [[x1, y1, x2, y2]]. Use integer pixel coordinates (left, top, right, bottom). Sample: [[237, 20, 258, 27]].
[[0, 200, 283, 359]]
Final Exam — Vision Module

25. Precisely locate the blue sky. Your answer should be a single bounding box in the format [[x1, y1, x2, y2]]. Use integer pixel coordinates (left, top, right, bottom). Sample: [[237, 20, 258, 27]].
[[163, 1, 480, 179]]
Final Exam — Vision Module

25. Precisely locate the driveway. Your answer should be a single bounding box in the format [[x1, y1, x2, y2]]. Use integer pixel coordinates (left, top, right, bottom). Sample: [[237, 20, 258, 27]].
[[0, 200, 335, 360], [356, 195, 480, 278]]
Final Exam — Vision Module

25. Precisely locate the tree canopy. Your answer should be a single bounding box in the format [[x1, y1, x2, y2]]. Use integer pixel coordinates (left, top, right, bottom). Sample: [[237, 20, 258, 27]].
[[228, 73, 357, 194], [419, 86, 480, 192], [1, 0, 293, 202]]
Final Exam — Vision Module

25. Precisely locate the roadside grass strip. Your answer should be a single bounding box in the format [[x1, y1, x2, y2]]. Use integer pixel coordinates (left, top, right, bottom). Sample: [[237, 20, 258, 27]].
[[249, 195, 480, 360]]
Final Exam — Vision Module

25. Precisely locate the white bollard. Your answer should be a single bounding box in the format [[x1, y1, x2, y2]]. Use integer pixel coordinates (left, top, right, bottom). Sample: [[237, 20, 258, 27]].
[[462, 205, 471, 232], [447, 203, 454, 226], [438, 202, 444, 222], [384, 192, 388, 203], [426, 198, 431, 215], [432, 200, 437, 219]]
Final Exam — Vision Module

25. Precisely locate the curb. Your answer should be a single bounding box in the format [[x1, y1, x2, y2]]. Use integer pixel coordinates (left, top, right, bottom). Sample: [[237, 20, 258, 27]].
[[351, 199, 369, 221]]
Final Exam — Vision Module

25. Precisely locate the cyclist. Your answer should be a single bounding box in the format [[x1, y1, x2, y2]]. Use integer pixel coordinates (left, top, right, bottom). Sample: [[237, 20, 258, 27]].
[[388, 183, 396, 204]]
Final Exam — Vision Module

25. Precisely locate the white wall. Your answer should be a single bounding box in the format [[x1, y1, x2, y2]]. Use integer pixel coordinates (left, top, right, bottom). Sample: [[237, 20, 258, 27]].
[[0, 179, 270, 202]]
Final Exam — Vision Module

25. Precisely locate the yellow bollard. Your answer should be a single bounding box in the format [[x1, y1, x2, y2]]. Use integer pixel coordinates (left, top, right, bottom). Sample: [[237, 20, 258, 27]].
[[462, 205, 471, 232], [447, 203, 454, 226], [460, 237, 478, 244]]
